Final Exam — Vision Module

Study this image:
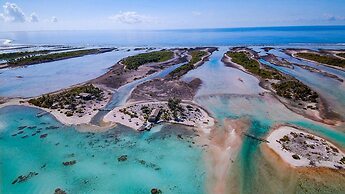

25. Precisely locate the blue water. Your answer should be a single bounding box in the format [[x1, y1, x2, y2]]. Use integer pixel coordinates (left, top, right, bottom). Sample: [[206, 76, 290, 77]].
[[1, 26, 345, 193], [0, 106, 206, 194], [2, 26, 345, 46], [0, 49, 143, 97]]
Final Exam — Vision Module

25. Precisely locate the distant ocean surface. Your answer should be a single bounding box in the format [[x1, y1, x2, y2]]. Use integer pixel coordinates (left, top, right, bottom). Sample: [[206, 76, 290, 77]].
[[1, 26, 345, 47]]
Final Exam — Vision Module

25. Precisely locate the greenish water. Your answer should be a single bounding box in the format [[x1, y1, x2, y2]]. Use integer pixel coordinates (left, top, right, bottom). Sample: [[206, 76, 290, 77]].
[[0, 106, 206, 194]]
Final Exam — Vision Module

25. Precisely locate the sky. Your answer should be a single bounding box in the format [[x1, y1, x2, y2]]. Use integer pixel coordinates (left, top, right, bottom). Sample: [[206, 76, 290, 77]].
[[0, 0, 345, 31]]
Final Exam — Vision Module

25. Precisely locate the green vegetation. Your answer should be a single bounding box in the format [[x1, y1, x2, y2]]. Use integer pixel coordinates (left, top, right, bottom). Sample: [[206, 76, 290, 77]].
[[280, 135, 290, 142], [0, 50, 51, 60], [7, 49, 110, 67], [337, 53, 345, 59], [227, 51, 320, 103], [296, 52, 345, 68], [28, 84, 104, 116], [272, 80, 318, 102], [292, 154, 300, 160], [168, 97, 182, 119], [122, 50, 173, 70], [169, 50, 208, 77], [226, 51, 283, 80]]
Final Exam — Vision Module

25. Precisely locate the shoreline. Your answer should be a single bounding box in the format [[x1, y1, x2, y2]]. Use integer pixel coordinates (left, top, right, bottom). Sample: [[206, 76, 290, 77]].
[[221, 50, 343, 126], [264, 125, 345, 169]]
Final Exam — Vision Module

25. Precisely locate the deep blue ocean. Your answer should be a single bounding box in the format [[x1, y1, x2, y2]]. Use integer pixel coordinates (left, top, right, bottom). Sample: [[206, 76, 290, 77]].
[[1, 25, 345, 46]]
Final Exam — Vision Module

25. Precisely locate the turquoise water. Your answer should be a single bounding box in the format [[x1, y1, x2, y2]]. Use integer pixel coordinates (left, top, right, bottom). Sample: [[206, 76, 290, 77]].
[[0, 106, 206, 194], [1, 26, 345, 193], [185, 48, 345, 193]]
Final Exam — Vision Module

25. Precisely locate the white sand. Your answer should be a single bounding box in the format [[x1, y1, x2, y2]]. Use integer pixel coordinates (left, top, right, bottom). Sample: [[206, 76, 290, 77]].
[[0, 86, 112, 126], [266, 126, 345, 169], [103, 100, 215, 132]]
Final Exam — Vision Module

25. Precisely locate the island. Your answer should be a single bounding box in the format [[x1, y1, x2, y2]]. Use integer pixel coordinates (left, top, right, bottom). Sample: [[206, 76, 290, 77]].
[[284, 49, 345, 71], [221, 47, 340, 124], [0, 48, 115, 69], [27, 84, 112, 125], [265, 126, 345, 169], [103, 98, 214, 132]]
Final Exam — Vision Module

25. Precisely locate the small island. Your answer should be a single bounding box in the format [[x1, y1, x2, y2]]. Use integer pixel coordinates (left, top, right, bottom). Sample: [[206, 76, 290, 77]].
[[1, 48, 115, 69], [103, 98, 214, 132], [284, 49, 345, 71], [266, 126, 345, 169], [222, 48, 333, 124], [27, 84, 112, 125]]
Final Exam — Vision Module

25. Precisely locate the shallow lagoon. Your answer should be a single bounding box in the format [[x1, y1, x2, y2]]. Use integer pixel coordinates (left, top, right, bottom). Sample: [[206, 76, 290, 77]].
[[0, 106, 206, 194]]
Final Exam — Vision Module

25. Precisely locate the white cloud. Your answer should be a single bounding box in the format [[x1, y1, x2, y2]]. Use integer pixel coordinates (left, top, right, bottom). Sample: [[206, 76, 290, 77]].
[[324, 14, 345, 22], [192, 11, 202, 16], [30, 12, 39, 22], [109, 11, 151, 24], [0, 2, 26, 23], [51, 16, 58, 23]]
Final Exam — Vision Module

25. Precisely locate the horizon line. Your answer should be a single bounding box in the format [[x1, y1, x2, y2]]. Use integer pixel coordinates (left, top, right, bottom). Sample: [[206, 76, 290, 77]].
[[1, 24, 345, 33]]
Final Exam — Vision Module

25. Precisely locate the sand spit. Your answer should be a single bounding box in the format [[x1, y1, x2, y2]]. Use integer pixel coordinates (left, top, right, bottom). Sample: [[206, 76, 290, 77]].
[[200, 118, 250, 194]]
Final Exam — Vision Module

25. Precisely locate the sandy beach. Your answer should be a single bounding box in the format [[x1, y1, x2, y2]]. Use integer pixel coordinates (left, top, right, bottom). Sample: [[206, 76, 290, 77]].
[[103, 100, 215, 133], [265, 125, 345, 169]]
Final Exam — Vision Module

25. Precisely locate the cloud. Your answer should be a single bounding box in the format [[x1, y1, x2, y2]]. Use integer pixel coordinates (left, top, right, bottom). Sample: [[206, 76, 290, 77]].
[[30, 12, 39, 22], [0, 2, 26, 23], [192, 11, 202, 16], [109, 11, 150, 24], [51, 16, 58, 23], [324, 14, 345, 21]]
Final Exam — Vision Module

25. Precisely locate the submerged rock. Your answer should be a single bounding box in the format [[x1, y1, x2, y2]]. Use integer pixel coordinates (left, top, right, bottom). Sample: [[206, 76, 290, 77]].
[[151, 188, 162, 194], [54, 188, 67, 194], [118, 155, 128, 162], [11, 172, 38, 184], [40, 134, 48, 138], [62, 160, 76, 166]]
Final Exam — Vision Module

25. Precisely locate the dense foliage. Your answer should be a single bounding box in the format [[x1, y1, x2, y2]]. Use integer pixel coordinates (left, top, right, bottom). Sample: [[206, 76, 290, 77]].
[[273, 80, 318, 102], [122, 50, 173, 70], [0, 50, 51, 60], [169, 50, 208, 77], [296, 52, 345, 68], [7, 49, 102, 66], [28, 84, 103, 110], [227, 51, 319, 103], [226, 51, 283, 80], [337, 53, 345, 59]]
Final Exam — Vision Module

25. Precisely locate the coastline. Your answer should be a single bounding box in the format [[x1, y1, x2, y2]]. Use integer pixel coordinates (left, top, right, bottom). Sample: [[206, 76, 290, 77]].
[[264, 125, 345, 169], [221, 50, 343, 126]]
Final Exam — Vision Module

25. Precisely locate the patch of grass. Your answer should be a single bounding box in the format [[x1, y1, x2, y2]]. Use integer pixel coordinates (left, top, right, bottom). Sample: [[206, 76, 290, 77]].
[[122, 50, 173, 70], [7, 49, 108, 66], [296, 52, 345, 68], [169, 50, 208, 77], [337, 53, 345, 59], [272, 80, 318, 102], [226, 51, 283, 80], [0, 50, 51, 60], [28, 84, 103, 112]]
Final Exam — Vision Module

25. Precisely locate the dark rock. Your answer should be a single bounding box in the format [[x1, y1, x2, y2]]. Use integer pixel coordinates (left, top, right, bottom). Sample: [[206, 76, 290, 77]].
[[11, 172, 38, 184], [151, 188, 162, 194], [40, 134, 48, 138], [54, 188, 67, 194], [118, 155, 128, 162], [62, 160, 76, 166]]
